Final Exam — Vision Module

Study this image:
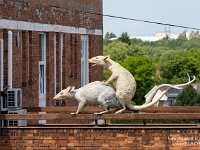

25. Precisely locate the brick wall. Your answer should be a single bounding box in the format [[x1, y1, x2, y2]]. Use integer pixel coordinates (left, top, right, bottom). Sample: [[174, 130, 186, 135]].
[[0, 0, 103, 29], [0, 0, 103, 111], [0, 127, 200, 150], [89, 35, 103, 82]]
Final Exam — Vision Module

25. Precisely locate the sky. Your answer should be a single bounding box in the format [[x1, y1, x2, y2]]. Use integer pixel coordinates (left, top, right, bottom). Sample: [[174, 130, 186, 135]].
[[103, 0, 200, 37]]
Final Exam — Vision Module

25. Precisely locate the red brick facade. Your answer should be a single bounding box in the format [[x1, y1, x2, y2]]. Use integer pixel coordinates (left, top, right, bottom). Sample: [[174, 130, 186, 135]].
[[0, 0, 103, 111], [1, 127, 200, 149]]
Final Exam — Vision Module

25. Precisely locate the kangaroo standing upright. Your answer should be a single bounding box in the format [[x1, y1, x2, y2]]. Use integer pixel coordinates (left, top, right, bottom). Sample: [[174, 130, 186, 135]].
[[89, 56, 136, 114], [89, 56, 196, 113]]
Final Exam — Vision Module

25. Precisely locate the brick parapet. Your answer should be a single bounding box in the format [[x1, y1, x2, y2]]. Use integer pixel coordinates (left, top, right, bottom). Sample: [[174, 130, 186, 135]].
[[0, 127, 200, 149]]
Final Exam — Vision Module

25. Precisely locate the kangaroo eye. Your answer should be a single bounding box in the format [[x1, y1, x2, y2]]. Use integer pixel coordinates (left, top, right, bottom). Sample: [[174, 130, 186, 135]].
[[60, 92, 63, 95], [96, 57, 98, 59]]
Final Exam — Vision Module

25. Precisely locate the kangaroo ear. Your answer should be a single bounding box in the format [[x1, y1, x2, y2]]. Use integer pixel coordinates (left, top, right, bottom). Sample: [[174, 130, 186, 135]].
[[69, 86, 75, 92], [66, 86, 71, 92], [103, 56, 110, 61]]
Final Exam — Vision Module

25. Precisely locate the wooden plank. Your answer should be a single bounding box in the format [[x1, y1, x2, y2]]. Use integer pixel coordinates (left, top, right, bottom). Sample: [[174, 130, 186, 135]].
[[23, 106, 107, 112], [143, 106, 200, 113], [23, 106, 200, 113], [1, 113, 200, 120]]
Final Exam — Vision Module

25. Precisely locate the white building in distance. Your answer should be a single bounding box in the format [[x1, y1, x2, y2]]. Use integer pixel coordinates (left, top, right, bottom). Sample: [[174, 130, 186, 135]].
[[130, 31, 190, 42]]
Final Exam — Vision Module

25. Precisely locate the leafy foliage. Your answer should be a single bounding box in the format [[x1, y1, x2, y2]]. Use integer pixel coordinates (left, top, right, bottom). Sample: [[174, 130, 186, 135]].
[[103, 30, 200, 105], [104, 41, 130, 60], [104, 41, 144, 61], [158, 50, 200, 83], [118, 32, 131, 45], [175, 85, 200, 106], [105, 32, 117, 39]]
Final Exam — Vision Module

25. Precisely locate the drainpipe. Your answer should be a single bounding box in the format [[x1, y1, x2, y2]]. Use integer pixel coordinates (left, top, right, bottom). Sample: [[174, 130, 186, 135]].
[[0, 39, 3, 92], [0, 39, 3, 113], [8, 31, 12, 89]]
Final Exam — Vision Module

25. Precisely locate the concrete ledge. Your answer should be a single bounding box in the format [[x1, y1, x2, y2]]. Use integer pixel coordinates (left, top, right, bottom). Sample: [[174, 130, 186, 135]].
[[1, 113, 200, 120], [0, 124, 199, 129]]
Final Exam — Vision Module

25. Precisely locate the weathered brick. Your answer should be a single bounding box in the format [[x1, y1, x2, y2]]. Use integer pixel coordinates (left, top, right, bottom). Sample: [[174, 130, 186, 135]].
[[0, 0, 103, 125], [1, 128, 200, 149]]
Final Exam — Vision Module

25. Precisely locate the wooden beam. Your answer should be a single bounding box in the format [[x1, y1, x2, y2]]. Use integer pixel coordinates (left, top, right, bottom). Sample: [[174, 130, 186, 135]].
[[1, 113, 200, 120], [23, 106, 107, 112], [23, 106, 200, 113], [143, 106, 200, 113]]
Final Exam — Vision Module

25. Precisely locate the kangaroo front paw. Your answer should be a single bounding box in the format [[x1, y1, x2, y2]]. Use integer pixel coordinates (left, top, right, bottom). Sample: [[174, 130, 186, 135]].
[[102, 80, 107, 85]]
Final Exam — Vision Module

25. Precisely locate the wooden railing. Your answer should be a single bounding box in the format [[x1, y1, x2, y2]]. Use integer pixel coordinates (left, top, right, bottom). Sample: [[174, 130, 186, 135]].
[[0, 106, 200, 121]]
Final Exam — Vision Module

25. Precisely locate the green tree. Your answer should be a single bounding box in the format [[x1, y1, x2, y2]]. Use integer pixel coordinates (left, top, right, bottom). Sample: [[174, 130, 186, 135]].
[[118, 32, 131, 45], [131, 38, 144, 46], [105, 32, 116, 39], [104, 41, 130, 60], [188, 48, 200, 60], [175, 85, 200, 106], [104, 41, 144, 61], [158, 50, 200, 83], [178, 30, 188, 40], [103, 30, 200, 107], [189, 31, 200, 39], [142, 46, 171, 60], [103, 38, 113, 46], [183, 34, 200, 49]]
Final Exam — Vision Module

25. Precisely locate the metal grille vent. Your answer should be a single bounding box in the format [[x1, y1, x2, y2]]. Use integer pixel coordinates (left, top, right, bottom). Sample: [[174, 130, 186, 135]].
[[7, 89, 22, 108], [7, 91, 15, 107], [6, 109, 27, 126], [8, 111, 18, 126]]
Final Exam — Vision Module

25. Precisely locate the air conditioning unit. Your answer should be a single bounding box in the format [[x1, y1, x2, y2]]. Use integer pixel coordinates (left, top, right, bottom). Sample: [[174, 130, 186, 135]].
[[2, 109, 27, 126], [7, 88, 22, 108]]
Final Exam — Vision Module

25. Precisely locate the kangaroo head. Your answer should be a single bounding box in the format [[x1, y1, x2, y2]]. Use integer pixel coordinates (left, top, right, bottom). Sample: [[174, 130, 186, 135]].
[[89, 55, 110, 67], [53, 86, 75, 100]]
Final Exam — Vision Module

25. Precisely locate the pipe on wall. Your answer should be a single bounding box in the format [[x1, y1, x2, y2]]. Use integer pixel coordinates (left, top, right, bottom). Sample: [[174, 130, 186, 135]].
[[8, 31, 12, 89], [0, 39, 3, 92]]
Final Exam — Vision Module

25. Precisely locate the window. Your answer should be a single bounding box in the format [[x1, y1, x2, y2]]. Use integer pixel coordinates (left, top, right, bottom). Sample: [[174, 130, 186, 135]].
[[81, 35, 89, 86], [158, 100, 166, 106], [39, 34, 45, 96], [168, 99, 175, 106], [38, 33, 46, 124]]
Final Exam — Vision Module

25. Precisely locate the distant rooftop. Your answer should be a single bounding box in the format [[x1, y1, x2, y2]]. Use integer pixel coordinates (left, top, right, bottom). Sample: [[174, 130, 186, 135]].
[[109, 31, 191, 42], [130, 31, 190, 42]]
